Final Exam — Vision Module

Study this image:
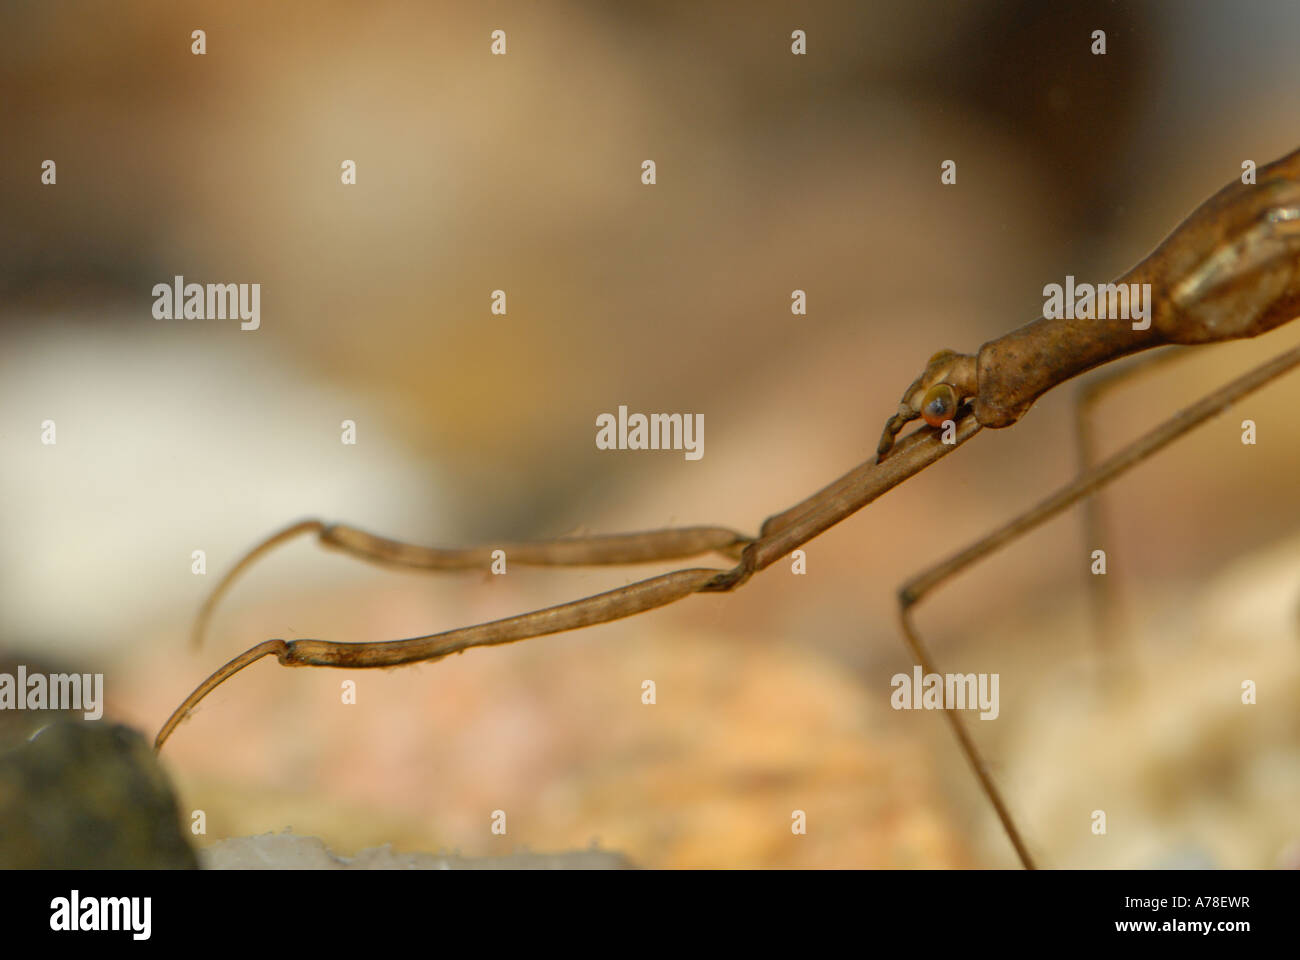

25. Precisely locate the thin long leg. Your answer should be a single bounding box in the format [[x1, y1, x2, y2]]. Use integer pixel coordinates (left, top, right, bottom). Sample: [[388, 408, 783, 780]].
[[164, 420, 985, 750], [160, 566, 722, 750], [193, 520, 753, 649], [194, 416, 987, 650], [897, 341, 1300, 869], [897, 610, 1037, 869], [1074, 346, 1186, 666]]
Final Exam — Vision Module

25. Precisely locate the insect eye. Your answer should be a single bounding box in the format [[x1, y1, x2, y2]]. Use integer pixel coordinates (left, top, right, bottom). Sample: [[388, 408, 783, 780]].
[[920, 383, 958, 427]]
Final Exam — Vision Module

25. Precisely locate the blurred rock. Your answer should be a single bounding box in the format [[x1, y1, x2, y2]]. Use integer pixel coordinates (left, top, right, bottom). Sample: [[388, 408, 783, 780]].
[[0, 721, 197, 869]]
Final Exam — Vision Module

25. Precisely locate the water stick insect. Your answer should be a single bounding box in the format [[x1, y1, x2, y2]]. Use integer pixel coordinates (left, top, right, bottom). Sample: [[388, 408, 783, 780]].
[[157, 146, 1300, 869]]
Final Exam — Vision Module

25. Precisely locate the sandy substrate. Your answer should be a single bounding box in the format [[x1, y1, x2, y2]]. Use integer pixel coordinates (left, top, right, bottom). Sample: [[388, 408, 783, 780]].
[[201, 831, 632, 869]]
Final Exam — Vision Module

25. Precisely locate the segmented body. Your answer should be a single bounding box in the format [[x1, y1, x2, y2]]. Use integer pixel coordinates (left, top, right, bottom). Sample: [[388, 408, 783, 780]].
[[880, 147, 1300, 453]]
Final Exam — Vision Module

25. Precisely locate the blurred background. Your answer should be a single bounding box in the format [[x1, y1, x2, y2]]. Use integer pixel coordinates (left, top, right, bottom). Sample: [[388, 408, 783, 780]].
[[1, 0, 1298, 868]]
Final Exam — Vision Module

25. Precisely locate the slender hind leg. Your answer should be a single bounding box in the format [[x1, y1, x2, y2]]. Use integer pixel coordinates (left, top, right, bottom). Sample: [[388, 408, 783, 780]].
[[163, 424, 983, 751], [192, 419, 988, 652], [193, 520, 752, 649], [896, 341, 1300, 868], [160, 566, 725, 750]]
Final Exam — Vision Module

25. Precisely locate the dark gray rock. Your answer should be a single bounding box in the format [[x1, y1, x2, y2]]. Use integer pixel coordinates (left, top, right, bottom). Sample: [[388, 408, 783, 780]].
[[0, 721, 197, 869]]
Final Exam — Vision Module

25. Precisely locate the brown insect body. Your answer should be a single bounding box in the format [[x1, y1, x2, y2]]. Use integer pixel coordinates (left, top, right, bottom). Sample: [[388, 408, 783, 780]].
[[162, 146, 1300, 870], [881, 146, 1300, 447]]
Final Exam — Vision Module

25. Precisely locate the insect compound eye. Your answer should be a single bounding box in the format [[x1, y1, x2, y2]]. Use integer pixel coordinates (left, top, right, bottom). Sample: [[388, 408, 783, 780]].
[[920, 383, 958, 428]]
